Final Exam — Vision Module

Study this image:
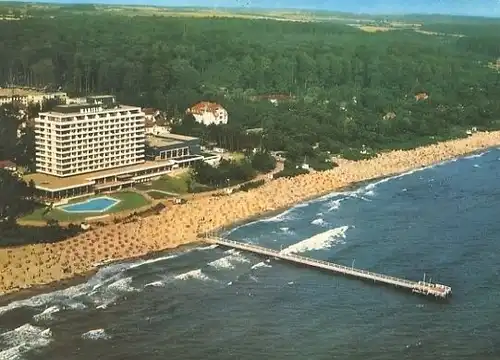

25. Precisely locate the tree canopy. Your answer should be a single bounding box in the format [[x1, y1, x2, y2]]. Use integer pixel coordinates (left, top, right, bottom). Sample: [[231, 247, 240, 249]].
[[1, 7, 500, 160], [0, 169, 36, 227]]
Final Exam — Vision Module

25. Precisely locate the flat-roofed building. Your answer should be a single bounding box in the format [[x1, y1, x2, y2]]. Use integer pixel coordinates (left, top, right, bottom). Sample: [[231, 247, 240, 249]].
[[146, 133, 203, 168], [0, 87, 67, 106], [35, 96, 145, 177]]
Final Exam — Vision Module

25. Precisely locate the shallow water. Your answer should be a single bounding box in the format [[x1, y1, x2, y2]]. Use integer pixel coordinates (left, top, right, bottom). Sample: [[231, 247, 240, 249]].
[[1, 149, 500, 360]]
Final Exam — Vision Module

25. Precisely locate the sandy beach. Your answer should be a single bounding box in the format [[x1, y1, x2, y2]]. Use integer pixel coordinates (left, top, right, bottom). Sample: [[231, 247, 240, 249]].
[[1, 131, 500, 296]]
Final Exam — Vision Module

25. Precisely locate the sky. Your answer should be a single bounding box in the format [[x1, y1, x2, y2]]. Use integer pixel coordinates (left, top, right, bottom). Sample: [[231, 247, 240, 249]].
[[3, 0, 500, 17]]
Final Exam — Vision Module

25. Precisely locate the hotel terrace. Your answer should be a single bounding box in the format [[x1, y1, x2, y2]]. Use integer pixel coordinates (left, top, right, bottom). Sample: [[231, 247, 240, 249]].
[[26, 95, 203, 201]]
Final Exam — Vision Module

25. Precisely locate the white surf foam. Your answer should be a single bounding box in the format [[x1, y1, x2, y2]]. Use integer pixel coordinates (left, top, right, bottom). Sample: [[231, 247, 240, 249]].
[[464, 151, 488, 160], [208, 252, 251, 271], [326, 198, 345, 212], [251, 262, 272, 270], [128, 254, 179, 269], [0, 324, 52, 360], [224, 249, 240, 255], [106, 277, 137, 293], [144, 281, 165, 288], [311, 218, 327, 227], [208, 257, 235, 270], [0, 257, 158, 317], [174, 269, 212, 282], [81, 328, 111, 341], [260, 207, 296, 223], [196, 244, 219, 251], [279, 227, 295, 235], [280, 226, 349, 255], [32, 306, 60, 322]]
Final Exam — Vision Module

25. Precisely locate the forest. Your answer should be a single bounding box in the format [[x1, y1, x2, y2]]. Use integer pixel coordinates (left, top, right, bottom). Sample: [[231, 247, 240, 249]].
[[1, 6, 500, 160]]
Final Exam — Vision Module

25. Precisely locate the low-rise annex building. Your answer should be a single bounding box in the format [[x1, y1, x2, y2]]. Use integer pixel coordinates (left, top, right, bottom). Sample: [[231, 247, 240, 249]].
[[0, 87, 68, 107]]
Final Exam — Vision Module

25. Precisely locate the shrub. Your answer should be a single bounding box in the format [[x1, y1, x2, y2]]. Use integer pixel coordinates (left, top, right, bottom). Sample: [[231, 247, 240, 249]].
[[273, 167, 308, 179], [239, 179, 265, 192]]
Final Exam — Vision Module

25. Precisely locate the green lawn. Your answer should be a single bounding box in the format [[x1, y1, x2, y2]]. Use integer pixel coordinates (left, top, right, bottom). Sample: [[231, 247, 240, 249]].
[[20, 191, 150, 222], [147, 190, 175, 199], [229, 152, 245, 163], [135, 173, 190, 194]]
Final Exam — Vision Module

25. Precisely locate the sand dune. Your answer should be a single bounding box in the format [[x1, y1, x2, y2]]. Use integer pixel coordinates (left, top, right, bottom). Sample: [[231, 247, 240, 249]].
[[1, 131, 499, 296]]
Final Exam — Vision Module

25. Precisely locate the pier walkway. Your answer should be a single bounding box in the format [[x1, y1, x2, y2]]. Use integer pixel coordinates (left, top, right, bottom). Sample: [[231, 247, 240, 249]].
[[203, 236, 452, 299]]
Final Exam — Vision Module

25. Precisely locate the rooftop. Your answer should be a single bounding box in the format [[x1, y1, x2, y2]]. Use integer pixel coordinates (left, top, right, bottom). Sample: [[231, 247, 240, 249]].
[[40, 103, 140, 116], [146, 133, 198, 148], [24, 160, 175, 190], [187, 101, 224, 115], [0, 160, 16, 168]]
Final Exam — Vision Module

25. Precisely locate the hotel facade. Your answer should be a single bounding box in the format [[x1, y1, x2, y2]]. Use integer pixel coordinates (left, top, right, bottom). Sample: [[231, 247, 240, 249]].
[[35, 95, 145, 176], [27, 95, 204, 201]]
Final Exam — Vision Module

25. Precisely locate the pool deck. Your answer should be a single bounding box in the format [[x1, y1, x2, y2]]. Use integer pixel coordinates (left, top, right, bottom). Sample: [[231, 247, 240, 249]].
[[24, 161, 175, 191], [58, 196, 121, 213]]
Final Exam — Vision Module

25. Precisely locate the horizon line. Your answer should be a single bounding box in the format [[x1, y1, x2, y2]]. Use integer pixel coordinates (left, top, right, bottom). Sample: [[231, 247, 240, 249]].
[[1, 0, 499, 19]]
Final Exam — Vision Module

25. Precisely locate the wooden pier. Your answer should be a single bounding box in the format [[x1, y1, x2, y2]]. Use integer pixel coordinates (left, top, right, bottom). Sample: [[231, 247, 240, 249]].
[[203, 236, 452, 299]]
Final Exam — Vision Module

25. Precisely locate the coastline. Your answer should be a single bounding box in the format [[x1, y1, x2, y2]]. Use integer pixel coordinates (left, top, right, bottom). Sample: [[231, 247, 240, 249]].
[[1, 131, 499, 298]]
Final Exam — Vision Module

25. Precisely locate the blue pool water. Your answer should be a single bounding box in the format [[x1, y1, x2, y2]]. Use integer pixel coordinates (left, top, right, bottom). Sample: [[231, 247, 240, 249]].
[[59, 196, 120, 213]]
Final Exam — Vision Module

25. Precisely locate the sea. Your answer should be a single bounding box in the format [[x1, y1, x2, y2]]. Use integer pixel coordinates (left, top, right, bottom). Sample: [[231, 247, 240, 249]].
[[1, 149, 500, 360]]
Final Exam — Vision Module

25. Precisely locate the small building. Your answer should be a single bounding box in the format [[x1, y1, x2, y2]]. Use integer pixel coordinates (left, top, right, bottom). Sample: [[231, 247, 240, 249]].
[[415, 92, 429, 101], [0, 160, 17, 172], [186, 101, 228, 126], [383, 112, 396, 120], [0, 88, 67, 107], [146, 125, 171, 137], [143, 108, 161, 122], [146, 133, 203, 168]]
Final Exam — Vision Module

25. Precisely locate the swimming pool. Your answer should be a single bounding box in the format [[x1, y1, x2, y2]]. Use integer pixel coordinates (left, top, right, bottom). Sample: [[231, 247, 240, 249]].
[[59, 196, 120, 213]]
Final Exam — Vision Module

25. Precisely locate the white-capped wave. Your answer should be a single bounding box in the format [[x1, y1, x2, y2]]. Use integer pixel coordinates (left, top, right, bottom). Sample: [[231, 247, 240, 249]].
[[365, 190, 375, 197], [128, 254, 179, 269], [196, 244, 219, 251], [32, 306, 60, 322], [251, 262, 272, 270], [464, 151, 488, 160], [106, 277, 137, 293], [81, 328, 111, 340], [208, 252, 251, 270], [174, 269, 212, 282], [280, 226, 349, 255], [260, 207, 296, 223], [315, 191, 345, 202], [326, 198, 345, 212], [144, 281, 165, 288], [224, 249, 240, 255], [0, 324, 52, 360], [279, 227, 295, 235], [311, 218, 327, 227], [208, 257, 235, 270]]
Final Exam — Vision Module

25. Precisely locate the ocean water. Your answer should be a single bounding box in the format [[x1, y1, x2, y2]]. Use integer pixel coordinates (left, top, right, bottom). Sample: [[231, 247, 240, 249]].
[[1, 149, 500, 360]]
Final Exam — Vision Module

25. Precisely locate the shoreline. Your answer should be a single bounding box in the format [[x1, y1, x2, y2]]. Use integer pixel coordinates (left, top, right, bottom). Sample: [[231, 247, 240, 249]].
[[1, 132, 499, 298]]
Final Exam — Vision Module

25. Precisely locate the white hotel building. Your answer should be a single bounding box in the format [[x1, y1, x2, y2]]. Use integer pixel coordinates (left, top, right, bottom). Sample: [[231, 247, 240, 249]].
[[28, 95, 201, 201], [35, 95, 145, 176]]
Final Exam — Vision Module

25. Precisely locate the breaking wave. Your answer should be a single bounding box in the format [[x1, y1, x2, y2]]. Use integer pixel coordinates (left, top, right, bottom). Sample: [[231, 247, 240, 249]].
[[0, 324, 52, 360], [280, 226, 349, 255]]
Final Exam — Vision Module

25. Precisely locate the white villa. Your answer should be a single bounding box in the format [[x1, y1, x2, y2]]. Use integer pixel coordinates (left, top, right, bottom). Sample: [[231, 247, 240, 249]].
[[186, 101, 228, 126]]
